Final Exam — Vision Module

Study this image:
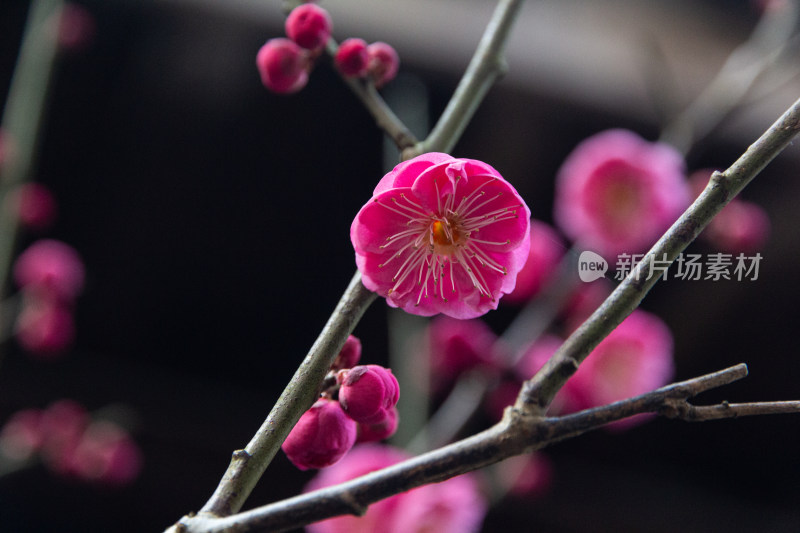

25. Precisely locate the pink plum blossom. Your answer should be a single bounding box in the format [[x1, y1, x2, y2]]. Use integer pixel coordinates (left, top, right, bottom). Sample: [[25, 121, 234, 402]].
[[282, 398, 357, 470], [0, 408, 44, 461], [351, 152, 531, 319], [554, 129, 690, 258], [13, 239, 85, 302], [305, 444, 487, 533], [503, 219, 565, 305], [569, 309, 674, 428]]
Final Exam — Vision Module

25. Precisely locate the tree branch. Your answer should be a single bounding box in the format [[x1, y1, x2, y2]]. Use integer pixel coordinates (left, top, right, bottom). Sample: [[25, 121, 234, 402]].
[[194, 272, 376, 518], [515, 95, 800, 416], [413, 0, 525, 156], [175, 363, 799, 533]]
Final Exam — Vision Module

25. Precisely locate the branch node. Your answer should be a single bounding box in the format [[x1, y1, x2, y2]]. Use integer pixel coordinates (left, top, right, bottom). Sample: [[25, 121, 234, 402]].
[[341, 491, 368, 517]]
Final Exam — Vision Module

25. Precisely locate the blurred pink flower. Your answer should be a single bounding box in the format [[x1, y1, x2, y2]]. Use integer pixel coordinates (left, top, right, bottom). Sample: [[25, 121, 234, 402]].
[[554, 129, 689, 258], [39, 399, 89, 474], [570, 309, 674, 428], [6, 183, 58, 231], [13, 239, 85, 302], [282, 398, 357, 470], [14, 297, 75, 358], [503, 219, 565, 305], [428, 315, 501, 389], [0, 408, 44, 461], [690, 170, 770, 253], [66, 420, 143, 486], [306, 444, 487, 533], [351, 152, 531, 318], [57, 3, 96, 51]]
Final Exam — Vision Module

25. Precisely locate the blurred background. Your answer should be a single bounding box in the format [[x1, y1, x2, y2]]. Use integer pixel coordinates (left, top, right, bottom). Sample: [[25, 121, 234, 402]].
[[0, 0, 798, 531]]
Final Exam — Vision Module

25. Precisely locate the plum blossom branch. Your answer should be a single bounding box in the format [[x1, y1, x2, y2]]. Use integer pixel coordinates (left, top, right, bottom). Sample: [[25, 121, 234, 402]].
[[515, 95, 800, 416], [326, 41, 419, 152], [659, 0, 800, 155], [413, 0, 525, 156], [176, 363, 799, 533], [0, 0, 63, 301], [195, 272, 376, 518]]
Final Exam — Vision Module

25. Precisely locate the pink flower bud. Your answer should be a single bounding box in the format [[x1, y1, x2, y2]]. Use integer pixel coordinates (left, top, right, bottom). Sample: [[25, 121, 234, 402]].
[[14, 297, 75, 358], [256, 38, 309, 94], [282, 398, 357, 470], [338, 365, 399, 425], [331, 334, 361, 371], [356, 406, 398, 443], [366, 42, 399, 88], [39, 400, 89, 474], [13, 239, 85, 302], [428, 316, 501, 391], [335, 38, 369, 77], [285, 3, 332, 51], [6, 183, 58, 231], [57, 3, 96, 52], [66, 420, 143, 485], [0, 408, 44, 461]]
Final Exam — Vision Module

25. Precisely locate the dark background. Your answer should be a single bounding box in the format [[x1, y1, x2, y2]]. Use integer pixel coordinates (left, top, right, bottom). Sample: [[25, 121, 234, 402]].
[[0, 1, 798, 531]]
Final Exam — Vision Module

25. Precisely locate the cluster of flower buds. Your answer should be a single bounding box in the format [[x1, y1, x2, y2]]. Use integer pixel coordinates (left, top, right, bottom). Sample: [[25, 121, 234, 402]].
[[256, 2, 399, 94], [0, 399, 142, 486], [281, 335, 400, 470], [12, 239, 85, 357]]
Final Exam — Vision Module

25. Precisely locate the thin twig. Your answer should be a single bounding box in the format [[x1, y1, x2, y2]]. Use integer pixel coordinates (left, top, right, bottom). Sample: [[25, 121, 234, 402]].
[[413, 0, 525, 156], [176, 364, 798, 533], [195, 272, 376, 518], [0, 0, 63, 304], [515, 95, 800, 416], [659, 0, 800, 155]]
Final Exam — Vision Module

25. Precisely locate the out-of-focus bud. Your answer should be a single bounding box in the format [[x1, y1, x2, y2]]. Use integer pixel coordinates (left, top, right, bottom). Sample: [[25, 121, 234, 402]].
[[335, 38, 369, 77], [285, 3, 332, 52], [331, 335, 361, 371], [13, 239, 85, 302], [366, 42, 399, 88], [256, 38, 310, 94]]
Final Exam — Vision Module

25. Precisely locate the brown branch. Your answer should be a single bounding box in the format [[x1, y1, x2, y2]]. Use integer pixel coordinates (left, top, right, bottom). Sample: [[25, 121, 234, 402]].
[[515, 94, 800, 417], [174, 364, 799, 533]]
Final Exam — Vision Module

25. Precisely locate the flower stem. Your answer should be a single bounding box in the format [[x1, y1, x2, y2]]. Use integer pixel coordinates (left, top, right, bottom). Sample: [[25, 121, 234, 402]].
[[197, 272, 376, 518], [516, 95, 800, 415], [414, 0, 525, 155]]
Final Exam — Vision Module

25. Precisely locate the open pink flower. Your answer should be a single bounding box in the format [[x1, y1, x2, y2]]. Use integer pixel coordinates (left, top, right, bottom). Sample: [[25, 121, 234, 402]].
[[351, 153, 531, 318], [306, 444, 487, 533], [570, 309, 674, 428], [554, 129, 689, 258]]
